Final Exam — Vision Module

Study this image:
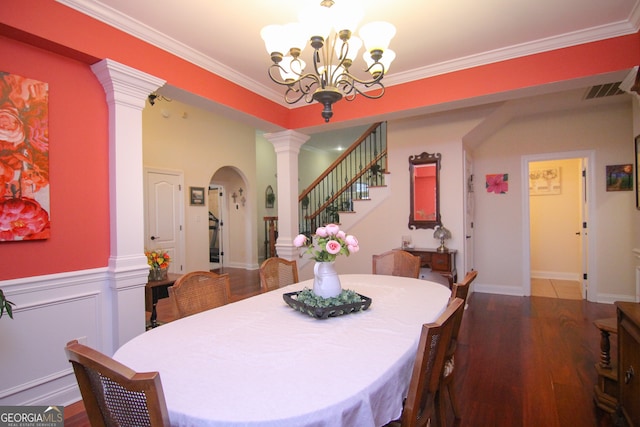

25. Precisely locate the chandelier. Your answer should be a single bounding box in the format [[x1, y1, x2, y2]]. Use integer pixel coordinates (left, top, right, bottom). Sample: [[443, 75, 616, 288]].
[[260, 0, 396, 122]]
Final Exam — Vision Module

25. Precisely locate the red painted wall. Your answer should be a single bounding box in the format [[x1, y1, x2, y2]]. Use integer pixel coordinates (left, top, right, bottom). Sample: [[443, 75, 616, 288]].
[[0, 0, 291, 129], [0, 36, 110, 280]]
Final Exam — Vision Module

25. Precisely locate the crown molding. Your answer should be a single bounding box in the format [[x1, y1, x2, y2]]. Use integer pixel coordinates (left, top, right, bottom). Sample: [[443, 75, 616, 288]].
[[57, 0, 640, 108], [57, 0, 278, 99], [384, 19, 639, 87]]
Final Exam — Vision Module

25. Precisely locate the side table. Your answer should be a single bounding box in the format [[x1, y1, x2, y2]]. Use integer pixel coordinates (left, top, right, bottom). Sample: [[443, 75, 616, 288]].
[[146, 273, 181, 329], [398, 247, 457, 286]]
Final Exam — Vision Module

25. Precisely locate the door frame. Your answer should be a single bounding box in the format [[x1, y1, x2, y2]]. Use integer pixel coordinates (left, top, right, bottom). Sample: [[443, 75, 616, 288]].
[[521, 150, 597, 301], [208, 184, 225, 270], [144, 167, 185, 274], [463, 150, 475, 275]]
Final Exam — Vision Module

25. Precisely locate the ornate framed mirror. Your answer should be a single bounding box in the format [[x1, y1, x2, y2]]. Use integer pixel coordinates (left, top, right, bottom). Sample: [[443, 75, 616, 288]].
[[408, 152, 441, 229]]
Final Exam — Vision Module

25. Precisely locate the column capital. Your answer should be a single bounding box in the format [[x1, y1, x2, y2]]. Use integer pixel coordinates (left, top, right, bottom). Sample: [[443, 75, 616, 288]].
[[91, 58, 165, 109], [264, 130, 309, 154]]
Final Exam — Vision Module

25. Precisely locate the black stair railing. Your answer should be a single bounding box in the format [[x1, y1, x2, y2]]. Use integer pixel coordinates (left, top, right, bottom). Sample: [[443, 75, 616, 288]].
[[298, 122, 387, 236]]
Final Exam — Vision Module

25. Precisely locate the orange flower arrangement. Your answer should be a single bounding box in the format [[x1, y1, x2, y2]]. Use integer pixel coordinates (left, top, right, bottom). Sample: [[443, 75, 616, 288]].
[[145, 250, 170, 269]]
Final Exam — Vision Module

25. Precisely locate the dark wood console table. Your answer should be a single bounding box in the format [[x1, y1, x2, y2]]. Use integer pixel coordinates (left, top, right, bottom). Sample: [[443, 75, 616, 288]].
[[146, 273, 181, 329], [399, 247, 457, 286], [616, 301, 640, 426]]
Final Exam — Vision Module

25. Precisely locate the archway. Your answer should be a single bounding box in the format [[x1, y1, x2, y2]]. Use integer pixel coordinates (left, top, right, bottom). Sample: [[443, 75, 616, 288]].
[[209, 166, 254, 270]]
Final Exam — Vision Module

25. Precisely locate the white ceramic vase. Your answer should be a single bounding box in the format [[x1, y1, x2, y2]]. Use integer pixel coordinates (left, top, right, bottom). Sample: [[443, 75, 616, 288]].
[[313, 261, 342, 298]]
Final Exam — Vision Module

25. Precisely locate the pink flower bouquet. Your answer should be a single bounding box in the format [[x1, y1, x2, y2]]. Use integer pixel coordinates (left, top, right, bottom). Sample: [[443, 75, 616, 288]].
[[293, 224, 359, 262]]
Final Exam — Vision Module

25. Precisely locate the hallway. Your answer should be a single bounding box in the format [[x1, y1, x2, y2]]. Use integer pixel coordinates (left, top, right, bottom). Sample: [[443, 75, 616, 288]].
[[531, 278, 582, 300]]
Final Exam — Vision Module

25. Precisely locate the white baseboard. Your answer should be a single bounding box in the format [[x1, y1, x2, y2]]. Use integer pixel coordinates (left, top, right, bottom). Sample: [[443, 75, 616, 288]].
[[473, 283, 526, 296], [531, 270, 581, 281], [594, 293, 637, 304]]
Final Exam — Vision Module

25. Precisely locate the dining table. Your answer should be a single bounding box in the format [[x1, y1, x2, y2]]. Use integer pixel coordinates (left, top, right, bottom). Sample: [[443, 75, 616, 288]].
[[113, 273, 451, 427]]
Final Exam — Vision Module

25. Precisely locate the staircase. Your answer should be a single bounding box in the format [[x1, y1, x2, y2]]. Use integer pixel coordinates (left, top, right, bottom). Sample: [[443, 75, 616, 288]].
[[298, 121, 389, 236], [263, 122, 390, 256]]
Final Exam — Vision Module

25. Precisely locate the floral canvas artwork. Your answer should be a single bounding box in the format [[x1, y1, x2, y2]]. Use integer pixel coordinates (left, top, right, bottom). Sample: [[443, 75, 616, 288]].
[[486, 173, 508, 194], [0, 72, 50, 241]]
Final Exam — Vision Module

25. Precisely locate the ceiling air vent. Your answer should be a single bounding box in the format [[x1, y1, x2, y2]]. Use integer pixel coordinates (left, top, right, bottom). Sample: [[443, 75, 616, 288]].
[[585, 82, 625, 100]]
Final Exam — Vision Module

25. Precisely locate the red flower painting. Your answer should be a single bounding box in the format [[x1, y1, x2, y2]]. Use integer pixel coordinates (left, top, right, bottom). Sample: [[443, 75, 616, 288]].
[[486, 173, 508, 194], [0, 72, 50, 241]]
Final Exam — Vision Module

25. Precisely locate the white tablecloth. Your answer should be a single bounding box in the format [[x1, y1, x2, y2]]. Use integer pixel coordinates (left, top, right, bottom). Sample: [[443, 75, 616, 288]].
[[114, 274, 451, 427]]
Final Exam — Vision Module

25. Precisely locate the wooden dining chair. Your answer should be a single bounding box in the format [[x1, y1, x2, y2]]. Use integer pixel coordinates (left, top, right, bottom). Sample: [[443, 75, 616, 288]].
[[386, 297, 464, 427], [449, 270, 478, 305], [169, 271, 230, 318], [372, 250, 421, 279], [437, 270, 478, 425], [65, 339, 171, 427], [259, 257, 299, 292]]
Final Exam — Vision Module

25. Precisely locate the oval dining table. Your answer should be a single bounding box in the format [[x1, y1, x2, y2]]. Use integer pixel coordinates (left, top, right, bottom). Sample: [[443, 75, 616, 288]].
[[113, 273, 451, 427]]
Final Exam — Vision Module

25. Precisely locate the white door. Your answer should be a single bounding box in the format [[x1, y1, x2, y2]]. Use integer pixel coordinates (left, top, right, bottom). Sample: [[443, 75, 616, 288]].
[[463, 151, 475, 276], [145, 169, 184, 274]]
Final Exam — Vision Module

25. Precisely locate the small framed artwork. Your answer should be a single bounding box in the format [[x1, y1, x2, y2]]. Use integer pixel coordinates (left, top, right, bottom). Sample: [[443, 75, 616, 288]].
[[485, 173, 508, 194], [529, 167, 561, 195], [190, 187, 205, 205], [636, 135, 640, 209], [606, 164, 633, 192], [265, 185, 275, 208]]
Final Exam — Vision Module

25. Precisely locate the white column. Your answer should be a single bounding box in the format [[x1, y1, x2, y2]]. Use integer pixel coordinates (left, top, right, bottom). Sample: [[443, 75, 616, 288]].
[[92, 59, 165, 354], [264, 130, 309, 260]]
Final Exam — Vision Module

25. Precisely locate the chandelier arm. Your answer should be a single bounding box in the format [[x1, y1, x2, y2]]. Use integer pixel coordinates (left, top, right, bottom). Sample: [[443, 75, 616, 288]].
[[335, 38, 353, 72], [326, 35, 339, 86], [268, 63, 323, 87], [335, 74, 386, 100], [283, 75, 322, 104], [267, 64, 290, 85], [283, 86, 308, 104], [312, 49, 324, 88], [334, 68, 384, 88], [364, 61, 387, 78], [346, 72, 384, 87]]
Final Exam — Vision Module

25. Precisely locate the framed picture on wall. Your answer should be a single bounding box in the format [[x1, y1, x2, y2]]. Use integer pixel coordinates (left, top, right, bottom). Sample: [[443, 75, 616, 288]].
[[190, 187, 205, 206], [529, 167, 561, 195], [606, 164, 633, 192]]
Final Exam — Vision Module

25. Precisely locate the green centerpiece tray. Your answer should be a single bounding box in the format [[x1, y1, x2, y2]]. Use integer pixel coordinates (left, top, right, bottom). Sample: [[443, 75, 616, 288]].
[[283, 288, 372, 319]]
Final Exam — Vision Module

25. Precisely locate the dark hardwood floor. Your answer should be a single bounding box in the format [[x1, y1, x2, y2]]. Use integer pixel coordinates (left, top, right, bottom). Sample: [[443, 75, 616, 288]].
[[65, 269, 617, 427], [451, 293, 616, 427]]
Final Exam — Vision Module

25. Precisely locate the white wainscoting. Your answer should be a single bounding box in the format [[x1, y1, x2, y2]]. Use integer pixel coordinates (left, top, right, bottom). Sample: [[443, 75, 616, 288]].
[[0, 267, 147, 406]]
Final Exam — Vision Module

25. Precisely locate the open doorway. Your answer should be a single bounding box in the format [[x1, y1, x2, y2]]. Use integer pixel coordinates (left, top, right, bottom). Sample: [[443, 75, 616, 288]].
[[523, 151, 595, 300], [208, 185, 224, 270]]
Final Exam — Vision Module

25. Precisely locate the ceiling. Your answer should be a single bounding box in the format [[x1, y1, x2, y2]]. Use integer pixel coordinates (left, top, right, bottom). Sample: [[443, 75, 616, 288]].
[[60, 0, 640, 135]]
